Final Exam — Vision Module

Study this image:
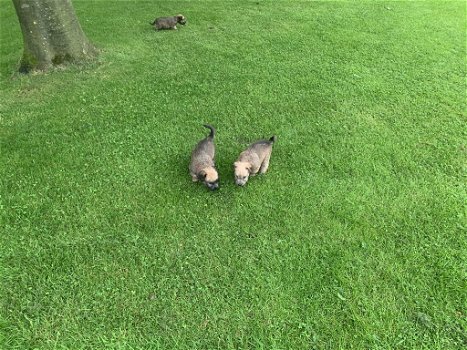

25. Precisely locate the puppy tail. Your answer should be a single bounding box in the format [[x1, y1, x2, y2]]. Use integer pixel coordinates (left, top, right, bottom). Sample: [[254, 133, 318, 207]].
[[269, 135, 277, 143], [149, 19, 156, 25], [203, 124, 215, 139]]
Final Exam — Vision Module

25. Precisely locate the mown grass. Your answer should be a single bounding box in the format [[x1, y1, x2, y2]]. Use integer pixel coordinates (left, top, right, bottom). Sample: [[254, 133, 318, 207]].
[[1, 1, 466, 349]]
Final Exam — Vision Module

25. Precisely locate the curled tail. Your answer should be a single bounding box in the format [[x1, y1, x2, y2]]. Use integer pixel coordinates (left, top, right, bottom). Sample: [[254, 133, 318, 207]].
[[269, 135, 277, 143], [203, 124, 215, 139]]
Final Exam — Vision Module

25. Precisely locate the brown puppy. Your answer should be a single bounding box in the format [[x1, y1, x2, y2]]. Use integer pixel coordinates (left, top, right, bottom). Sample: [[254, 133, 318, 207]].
[[234, 136, 276, 186], [190, 125, 219, 191], [150, 14, 186, 30]]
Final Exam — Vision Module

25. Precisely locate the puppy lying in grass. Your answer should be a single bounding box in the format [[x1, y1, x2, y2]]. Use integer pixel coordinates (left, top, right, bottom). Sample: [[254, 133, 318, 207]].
[[150, 14, 186, 30], [234, 136, 276, 186], [190, 125, 219, 191]]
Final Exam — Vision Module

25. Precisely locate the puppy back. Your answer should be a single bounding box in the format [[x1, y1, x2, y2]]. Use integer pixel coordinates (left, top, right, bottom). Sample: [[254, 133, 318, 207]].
[[192, 125, 216, 161], [193, 137, 214, 153], [154, 16, 176, 27]]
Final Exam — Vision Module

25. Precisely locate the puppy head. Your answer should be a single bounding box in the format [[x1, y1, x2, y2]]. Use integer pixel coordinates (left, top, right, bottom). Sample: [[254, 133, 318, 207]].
[[234, 161, 251, 186], [198, 168, 219, 191], [176, 14, 187, 25]]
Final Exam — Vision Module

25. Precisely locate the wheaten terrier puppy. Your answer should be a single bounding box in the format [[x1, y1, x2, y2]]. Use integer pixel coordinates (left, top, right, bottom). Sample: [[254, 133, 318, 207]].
[[150, 14, 186, 30], [234, 136, 276, 186], [189, 124, 219, 191]]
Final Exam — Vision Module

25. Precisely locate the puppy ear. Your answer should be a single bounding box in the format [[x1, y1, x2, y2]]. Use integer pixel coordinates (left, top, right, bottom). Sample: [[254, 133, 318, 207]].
[[234, 162, 239, 168], [197, 171, 206, 181]]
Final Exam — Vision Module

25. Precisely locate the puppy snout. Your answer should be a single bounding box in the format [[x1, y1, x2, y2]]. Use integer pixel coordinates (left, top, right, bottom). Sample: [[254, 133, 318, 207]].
[[235, 179, 246, 186], [207, 182, 219, 191]]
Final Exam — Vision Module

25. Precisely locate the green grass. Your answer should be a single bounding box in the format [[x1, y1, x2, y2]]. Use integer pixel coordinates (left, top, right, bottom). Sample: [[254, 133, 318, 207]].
[[1, 1, 466, 349]]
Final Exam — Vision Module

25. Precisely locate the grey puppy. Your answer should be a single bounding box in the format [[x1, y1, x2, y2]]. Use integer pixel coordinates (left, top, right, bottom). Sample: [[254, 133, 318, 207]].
[[234, 136, 276, 186], [190, 124, 219, 191], [150, 14, 186, 30]]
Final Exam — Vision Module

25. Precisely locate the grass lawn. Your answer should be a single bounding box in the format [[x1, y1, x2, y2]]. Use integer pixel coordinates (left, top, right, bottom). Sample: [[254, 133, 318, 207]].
[[1, 1, 466, 349]]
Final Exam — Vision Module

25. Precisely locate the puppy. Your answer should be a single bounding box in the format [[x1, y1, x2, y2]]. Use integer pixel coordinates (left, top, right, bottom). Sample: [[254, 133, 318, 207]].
[[150, 14, 186, 30], [234, 136, 276, 186], [190, 124, 219, 191]]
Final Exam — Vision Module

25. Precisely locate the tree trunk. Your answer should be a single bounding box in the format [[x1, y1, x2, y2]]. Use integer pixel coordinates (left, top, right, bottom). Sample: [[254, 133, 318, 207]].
[[12, 0, 98, 73]]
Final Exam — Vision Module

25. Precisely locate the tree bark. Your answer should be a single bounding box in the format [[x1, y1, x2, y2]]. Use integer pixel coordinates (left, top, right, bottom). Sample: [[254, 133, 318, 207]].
[[12, 0, 98, 73]]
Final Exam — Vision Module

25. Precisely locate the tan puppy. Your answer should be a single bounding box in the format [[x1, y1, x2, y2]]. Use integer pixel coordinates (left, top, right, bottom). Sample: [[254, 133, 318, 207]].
[[234, 136, 276, 186], [190, 125, 219, 191], [150, 14, 186, 30]]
